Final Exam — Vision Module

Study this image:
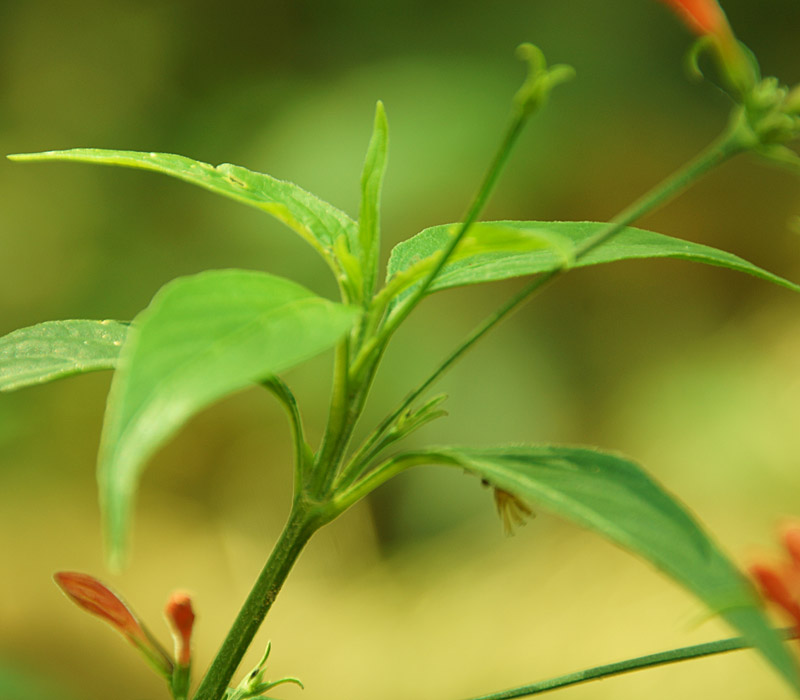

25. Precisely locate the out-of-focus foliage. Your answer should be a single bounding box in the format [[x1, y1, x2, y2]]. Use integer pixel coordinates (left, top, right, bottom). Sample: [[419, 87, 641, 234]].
[[1, 1, 799, 699]]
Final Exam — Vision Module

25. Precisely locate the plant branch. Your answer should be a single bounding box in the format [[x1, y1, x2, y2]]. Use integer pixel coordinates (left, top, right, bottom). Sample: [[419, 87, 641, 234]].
[[192, 502, 324, 700], [341, 117, 748, 488], [461, 629, 795, 700], [350, 47, 573, 383]]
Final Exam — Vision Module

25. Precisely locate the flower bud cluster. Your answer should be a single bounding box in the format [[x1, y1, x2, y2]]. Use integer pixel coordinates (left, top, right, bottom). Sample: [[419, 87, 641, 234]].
[[55, 572, 195, 698], [745, 78, 800, 147], [660, 0, 800, 168]]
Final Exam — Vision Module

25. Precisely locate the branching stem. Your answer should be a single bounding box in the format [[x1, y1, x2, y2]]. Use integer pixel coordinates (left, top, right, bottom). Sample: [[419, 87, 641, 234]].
[[341, 117, 749, 488]]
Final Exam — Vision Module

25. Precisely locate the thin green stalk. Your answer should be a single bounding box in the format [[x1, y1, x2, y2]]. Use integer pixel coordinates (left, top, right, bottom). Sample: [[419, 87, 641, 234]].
[[392, 112, 528, 322], [349, 113, 528, 383], [262, 378, 307, 498], [341, 120, 749, 489], [571, 125, 746, 260], [308, 338, 351, 495], [333, 453, 432, 512], [461, 630, 795, 700], [350, 44, 573, 383], [192, 502, 324, 700], [317, 344, 387, 496]]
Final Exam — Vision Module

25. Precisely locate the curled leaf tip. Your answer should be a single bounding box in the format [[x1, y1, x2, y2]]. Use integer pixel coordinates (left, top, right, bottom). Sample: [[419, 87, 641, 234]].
[[227, 641, 304, 699], [512, 43, 575, 118], [515, 43, 545, 73]]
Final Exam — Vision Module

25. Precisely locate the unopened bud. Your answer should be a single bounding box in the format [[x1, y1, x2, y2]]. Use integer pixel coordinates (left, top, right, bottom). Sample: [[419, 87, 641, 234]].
[[165, 591, 195, 667], [54, 571, 173, 678], [784, 84, 800, 115]]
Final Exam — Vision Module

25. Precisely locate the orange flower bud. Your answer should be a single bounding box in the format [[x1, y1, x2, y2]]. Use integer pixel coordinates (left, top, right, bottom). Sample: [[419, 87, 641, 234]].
[[165, 591, 195, 667], [658, 0, 755, 98], [783, 526, 800, 569], [54, 572, 173, 677], [658, 0, 730, 37], [55, 572, 145, 641], [750, 523, 800, 638], [750, 564, 800, 633]]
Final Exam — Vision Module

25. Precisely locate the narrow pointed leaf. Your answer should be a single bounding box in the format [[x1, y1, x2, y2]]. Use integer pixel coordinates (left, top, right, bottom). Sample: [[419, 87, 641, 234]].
[[385, 221, 800, 307], [0, 320, 128, 392], [358, 101, 389, 299], [99, 269, 358, 566], [409, 445, 800, 693], [9, 149, 358, 274]]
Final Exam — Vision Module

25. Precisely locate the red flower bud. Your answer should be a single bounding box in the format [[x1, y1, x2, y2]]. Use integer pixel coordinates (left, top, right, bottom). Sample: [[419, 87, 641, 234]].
[[658, 0, 730, 37], [750, 564, 800, 632], [783, 526, 800, 569], [54, 572, 173, 677], [749, 524, 800, 638], [165, 591, 195, 667]]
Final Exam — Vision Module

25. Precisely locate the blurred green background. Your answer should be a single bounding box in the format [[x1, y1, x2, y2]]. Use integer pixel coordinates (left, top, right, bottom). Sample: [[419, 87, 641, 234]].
[[2, 1, 800, 698]]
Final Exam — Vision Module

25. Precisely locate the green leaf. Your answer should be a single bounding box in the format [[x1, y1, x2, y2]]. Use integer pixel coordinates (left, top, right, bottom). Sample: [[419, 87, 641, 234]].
[[384, 220, 800, 307], [8, 149, 358, 278], [0, 320, 128, 392], [358, 101, 389, 300], [411, 445, 800, 694], [99, 269, 359, 566]]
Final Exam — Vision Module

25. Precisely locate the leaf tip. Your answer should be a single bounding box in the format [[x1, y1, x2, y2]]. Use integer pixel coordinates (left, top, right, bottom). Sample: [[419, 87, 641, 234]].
[[7, 150, 64, 162], [373, 100, 388, 137], [101, 502, 131, 572]]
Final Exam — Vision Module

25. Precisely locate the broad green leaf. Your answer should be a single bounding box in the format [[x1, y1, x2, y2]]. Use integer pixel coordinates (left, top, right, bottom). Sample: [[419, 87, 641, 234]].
[[99, 269, 359, 566], [385, 220, 800, 306], [358, 101, 389, 299], [9, 149, 358, 276], [0, 320, 128, 392], [410, 445, 800, 694]]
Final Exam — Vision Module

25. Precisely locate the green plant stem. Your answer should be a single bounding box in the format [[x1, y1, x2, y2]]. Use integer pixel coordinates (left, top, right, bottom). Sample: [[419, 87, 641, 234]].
[[336, 111, 533, 490], [308, 338, 351, 495], [461, 630, 794, 700], [192, 501, 323, 700], [341, 122, 748, 488], [262, 378, 307, 498], [349, 108, 531, 385], [383, 112, 528, 337], [333, 107, 537, 493], [333, 453, 431, 511]]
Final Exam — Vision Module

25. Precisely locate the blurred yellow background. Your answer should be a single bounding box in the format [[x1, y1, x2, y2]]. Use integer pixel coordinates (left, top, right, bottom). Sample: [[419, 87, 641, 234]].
[[2, 1, 800, 699]]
